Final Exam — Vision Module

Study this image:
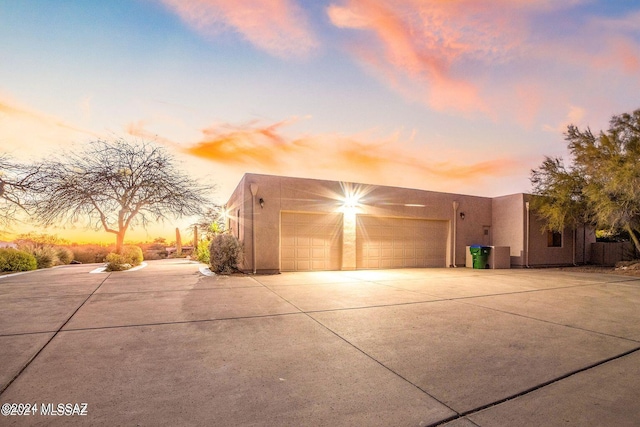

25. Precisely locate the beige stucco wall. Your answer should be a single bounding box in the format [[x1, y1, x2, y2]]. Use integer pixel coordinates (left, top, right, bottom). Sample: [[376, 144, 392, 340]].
[[492, 194, 526, 266], [225, 175, 248, 270], [227, 173, 494, 272], [527, 202, 595, 267], [492, 194, 596, 267], [226, 173, 594, 272]]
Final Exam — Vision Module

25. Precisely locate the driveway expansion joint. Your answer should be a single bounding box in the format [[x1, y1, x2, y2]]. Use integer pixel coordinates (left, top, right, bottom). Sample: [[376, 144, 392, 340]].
[[456, 299, 640, 344], [259, 281, 461, 417], [431, 346, 640, 426], [0, 272, 112, 396], [59, 311, 306, 333]]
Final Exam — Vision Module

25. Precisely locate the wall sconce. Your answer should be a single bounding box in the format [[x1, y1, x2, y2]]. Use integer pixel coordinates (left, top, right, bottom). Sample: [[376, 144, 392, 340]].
[[259, 198, 265, 209], [459, 212, 465, 220]]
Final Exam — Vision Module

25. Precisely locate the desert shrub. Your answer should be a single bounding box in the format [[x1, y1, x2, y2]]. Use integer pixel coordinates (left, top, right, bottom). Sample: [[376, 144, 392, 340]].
[[55, 247, 74, 265], [68, 244, 112, 264], [0, 248, 37, 272], [122, 245, 143, 265], [209, 234, 243, 274], [105, 245, 143, 271], [196, 239, 211, 264], [142, 250, 164, 260], [29, 245, 59, 269], [139, 239, 167, 260], [105, 253, 131, 271]]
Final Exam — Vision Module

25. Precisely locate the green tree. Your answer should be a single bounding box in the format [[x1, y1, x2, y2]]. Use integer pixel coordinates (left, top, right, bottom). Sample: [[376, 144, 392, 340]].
[[195, 205, 227, 239], [530, 157, 590, 232], [531, 108, 640, 253], [29, 138, 212, 253]]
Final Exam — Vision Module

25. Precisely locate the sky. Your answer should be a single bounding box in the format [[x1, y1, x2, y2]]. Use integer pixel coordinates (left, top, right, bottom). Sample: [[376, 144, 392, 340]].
[[1, 0, 639, 244]]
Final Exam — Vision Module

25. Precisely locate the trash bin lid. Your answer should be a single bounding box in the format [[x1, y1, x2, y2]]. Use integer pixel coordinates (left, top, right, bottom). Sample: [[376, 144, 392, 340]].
[[470, 244, 482, 248]]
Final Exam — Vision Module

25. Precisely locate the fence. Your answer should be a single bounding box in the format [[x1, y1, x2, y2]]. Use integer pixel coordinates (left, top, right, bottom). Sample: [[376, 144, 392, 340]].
[[590, 242, 638, 266]]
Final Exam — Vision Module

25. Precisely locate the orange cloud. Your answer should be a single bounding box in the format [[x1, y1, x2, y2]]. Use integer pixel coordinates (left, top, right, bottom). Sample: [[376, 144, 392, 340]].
[[182, 118, 524, 187], [0, 100, 92, 136], [159, 0, 318, 58], [0, 96, 99, 158]]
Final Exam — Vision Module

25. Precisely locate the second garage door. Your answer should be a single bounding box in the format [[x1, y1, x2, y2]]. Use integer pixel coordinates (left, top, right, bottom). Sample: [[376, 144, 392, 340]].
[[356, 216, 448, 269], [281, 212, 343, 271]]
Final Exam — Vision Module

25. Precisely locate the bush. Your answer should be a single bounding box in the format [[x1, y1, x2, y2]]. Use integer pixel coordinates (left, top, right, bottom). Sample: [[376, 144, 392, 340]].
[[16, 243, 75, 268], [56, 247, 74, 265], [196, 239, 211, 264], [142, 250, 165, 260], [70, 245, 111, 264], [122, 245, 143, 265], [30, 245, 59, 269], [105, 253, 132, 271], [0, 248, 37, 272], [105, 245, 143, 271], [209, 234, 243, 274]]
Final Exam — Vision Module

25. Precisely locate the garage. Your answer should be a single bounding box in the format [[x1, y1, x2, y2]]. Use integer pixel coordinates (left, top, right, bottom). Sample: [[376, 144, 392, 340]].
[[356, 216, 448, 269], [280, 212, 343, 271]]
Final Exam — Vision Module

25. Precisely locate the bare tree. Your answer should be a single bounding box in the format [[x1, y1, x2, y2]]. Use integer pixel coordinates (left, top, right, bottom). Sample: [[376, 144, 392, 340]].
[[29, 138, 212, 253], [0, 154, 35, 231]]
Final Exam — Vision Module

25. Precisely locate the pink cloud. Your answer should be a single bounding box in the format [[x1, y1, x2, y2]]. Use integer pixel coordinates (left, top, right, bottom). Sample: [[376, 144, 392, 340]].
[[327, 0, 639, 120], [159, 0, 318, 58], [327, 0, 539, 114]]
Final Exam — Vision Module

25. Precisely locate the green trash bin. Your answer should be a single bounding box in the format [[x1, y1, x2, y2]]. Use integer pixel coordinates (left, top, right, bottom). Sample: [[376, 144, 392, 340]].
[[470, 245, 491, 269]]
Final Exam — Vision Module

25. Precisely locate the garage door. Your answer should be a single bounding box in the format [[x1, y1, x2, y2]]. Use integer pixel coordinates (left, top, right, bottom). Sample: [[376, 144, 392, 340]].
[[356, 216, 448, 269], [281, 212, 343, 271]]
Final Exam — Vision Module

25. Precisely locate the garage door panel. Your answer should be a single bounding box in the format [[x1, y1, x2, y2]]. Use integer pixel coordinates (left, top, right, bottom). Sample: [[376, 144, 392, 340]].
[[281, 236, 295, 246], [296, 248, 310, 258], [281, 260, 295, 271], [281, 248, 295, 258], [357, 216, 447, 269], [296, 237, 310, 246], [297, 260, 310, 270], [368, 248, 380, 257], [312, 237, 326, 246], [281, 212, 343, 272]]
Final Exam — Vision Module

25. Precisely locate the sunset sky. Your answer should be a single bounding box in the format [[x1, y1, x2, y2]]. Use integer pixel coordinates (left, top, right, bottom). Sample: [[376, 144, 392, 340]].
[[1, 0, 640, 243]]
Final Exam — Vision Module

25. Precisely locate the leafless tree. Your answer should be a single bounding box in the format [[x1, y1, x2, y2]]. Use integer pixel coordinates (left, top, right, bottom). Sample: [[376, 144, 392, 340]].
[[0, 154, 36, 231], [29, 138, 213, 253]]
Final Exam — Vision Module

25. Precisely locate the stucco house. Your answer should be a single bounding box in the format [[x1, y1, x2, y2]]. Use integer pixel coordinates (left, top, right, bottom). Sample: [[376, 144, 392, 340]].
[[225, 173, 595, 274]]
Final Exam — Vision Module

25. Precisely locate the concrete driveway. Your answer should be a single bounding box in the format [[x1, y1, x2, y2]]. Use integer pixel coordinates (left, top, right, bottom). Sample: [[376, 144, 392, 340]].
[[1, 260, 639, 426]]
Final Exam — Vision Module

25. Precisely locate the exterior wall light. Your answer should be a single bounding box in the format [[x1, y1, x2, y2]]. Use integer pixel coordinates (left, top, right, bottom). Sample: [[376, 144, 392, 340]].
[[459, 212, 466, 220], [259, 198, 265, 209], [343, 194, 359, 209]]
